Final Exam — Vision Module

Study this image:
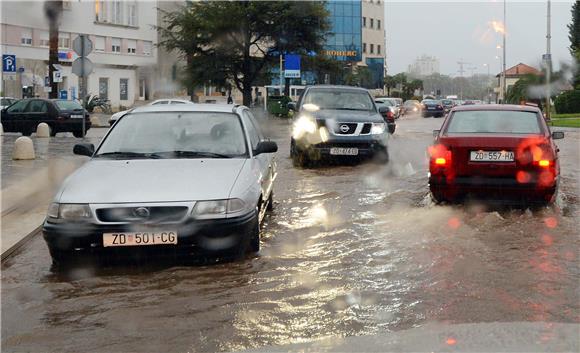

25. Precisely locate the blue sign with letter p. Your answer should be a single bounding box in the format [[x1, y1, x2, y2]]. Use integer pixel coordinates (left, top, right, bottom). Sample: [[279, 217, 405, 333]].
[[2, 54, 16, 73]]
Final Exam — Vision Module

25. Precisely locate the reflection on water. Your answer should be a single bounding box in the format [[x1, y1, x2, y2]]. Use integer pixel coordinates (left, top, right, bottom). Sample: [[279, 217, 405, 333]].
[[1, 119, 579, 352]]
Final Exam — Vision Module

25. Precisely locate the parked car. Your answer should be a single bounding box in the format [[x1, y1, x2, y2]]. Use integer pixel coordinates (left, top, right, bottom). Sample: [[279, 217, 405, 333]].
[[402, 100, 421, 116], [429, 104, 564, 205], [43, 104, 278, 263], [288, 85, 390, 167], [108, 98, 194, 125], [374, 100, 396, 134], [0, 97, 18, 110], [421, 99, 445, 118], [1, 98, 91, 137]]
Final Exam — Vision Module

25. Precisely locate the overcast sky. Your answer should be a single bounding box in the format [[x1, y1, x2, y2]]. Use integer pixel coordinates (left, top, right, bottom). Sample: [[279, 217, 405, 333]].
[[385, 1, 574, 76]]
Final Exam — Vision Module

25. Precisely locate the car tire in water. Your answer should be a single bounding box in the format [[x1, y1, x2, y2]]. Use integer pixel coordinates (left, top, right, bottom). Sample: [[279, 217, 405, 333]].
[[248, 207, 260, 253], [49, 125, 57, 137], [21, 129, 32, 136], [73, 130, 86, 138], [430, 191, 445, 205], [49, 248, 74, 265], [373, 149, 389, 164], [290, 139, 310, 168]]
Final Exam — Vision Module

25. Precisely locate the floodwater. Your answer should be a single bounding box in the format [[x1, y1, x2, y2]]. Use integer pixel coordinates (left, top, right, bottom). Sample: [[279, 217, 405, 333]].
[[2, 115, 579, 352]]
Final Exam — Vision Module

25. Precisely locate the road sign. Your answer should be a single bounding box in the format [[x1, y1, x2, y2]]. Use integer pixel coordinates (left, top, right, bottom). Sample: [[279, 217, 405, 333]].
[[73, 35, 93, 56], [59, 90, 68, 100], [53, 70, 63, 83], [2, 54, 16, 72], [284, 54, 301, 78], [72, 57, 94, 77]]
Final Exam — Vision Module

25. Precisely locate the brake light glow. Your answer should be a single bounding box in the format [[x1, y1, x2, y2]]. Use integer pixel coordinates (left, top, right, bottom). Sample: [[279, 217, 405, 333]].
[[435, 158, 446, 165], [538, 159, 550, 167]]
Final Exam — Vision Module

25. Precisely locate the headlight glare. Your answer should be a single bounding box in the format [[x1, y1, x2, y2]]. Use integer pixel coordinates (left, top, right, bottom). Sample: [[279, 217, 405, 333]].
[[292, 115, 317, 139], [371, 123, 386, 135]]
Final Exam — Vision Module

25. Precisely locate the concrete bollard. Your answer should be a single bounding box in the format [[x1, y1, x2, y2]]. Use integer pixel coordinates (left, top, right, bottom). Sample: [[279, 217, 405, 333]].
[[36, 123, 50, 138], [13, 136, 35, 160], [0, 123, 4, 135]]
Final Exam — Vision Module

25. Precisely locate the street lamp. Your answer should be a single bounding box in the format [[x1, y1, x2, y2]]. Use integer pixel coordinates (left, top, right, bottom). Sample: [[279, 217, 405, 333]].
[[496, 44, 505, 103], [483, 63, 491, 103]]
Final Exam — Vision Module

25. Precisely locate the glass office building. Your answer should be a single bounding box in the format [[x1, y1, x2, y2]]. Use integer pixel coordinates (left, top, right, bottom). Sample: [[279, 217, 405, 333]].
[[324, 0, 362, 62]]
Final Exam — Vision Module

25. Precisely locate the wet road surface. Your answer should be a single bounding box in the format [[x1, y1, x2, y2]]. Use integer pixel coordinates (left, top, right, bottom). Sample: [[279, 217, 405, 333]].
[[2, 115, 579, 352]]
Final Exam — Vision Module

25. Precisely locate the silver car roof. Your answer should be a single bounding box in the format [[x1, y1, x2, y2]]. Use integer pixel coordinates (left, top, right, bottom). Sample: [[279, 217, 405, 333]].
[[130, 103, 241, 114]]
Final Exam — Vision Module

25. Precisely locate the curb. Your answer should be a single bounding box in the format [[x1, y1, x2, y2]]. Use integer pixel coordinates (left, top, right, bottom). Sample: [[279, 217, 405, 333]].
[[1, 225, 42, 262]]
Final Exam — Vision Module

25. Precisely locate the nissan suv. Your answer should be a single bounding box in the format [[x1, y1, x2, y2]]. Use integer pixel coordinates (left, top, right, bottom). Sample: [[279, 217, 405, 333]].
[[288, 85, 390, 167]]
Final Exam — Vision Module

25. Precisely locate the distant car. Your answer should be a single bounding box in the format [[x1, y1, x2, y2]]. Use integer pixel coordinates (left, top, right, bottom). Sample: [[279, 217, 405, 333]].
[[374, 100, 396, 134], [43, 104, 278, 264], [108, 98, 194, 126], [375, 98, 400, 119], [441, 99, 454, 114], [421, 99, 444, 118], [1, 98, 91, 137], [429, 104, 564, 205], [462, 100, 476, 105], [0, 97, 17, 110], [288, 85, 390, 167], [402, 100, 421, 116]]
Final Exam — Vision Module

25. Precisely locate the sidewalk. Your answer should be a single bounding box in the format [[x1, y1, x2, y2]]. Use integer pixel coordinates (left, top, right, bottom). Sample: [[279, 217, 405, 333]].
[[1, 129, 107, 259]]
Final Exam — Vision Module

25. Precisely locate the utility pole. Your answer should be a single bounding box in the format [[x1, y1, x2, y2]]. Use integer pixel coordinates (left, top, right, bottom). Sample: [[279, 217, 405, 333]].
[[44, 0, 63, 99], [545, 0, 552, 120], [457, 60, 471, 100], [502, 0, 507, 103]]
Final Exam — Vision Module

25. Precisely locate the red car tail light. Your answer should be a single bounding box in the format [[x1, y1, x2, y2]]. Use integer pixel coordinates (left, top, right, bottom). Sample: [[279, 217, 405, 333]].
[[538, 159, 550, 168], [428, 144, 452, 168]]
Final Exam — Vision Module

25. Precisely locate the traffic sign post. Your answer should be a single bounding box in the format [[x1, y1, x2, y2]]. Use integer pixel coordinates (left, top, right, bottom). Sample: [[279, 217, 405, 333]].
[[72, 34, 93, 137], [2, 55, 16, 73]]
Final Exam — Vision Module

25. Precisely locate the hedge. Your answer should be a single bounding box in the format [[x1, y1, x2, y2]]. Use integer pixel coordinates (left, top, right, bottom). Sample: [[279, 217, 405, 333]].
[[554, 90, 580, 114]]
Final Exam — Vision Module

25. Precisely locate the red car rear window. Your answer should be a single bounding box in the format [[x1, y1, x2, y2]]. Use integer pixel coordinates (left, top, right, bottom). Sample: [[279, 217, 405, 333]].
[[446, 110, 542, 134]]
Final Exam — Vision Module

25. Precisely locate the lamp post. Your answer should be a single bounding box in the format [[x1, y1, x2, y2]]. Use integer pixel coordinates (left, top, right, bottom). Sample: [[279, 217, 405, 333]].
[[483, 63, 491, 103], [502, 0, 507, 103]]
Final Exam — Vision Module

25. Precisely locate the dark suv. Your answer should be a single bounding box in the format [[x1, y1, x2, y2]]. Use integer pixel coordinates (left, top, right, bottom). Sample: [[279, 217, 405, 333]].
[[288, 85, 389, 167], [1, 98, 91, 137]]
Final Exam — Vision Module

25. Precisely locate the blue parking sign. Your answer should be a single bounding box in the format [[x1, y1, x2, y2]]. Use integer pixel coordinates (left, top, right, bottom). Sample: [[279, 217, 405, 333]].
[[2, 54, 16, 73]]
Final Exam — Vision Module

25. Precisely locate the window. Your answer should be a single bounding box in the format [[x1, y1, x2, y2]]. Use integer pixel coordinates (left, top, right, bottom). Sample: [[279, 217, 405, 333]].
[[143, 41, 152, 56], [242, 111, 262, 151], [363, 17, 366, 27], [370, 18, 374, 29], [39, 31, 49, 47], [120, 78, 129, 100], [21, 28, 32, 46], [370, 44, 374, 54], [96, 0, 108, 22], [7, 100, 28, 113], [95, 36, 105, 52], [58, 32, 70, 49], [112, 1, 123, 24], [27, 100, 48, 113], [127, 2, 137, 26], [446, 111, 542, 134], [127, 39, 136, 54], [111, 38, 121, 53], [363, 43, 366, 53], [377, 44, 381, 54], [378, 20, 381, 30], [99, 77, 109, 100]]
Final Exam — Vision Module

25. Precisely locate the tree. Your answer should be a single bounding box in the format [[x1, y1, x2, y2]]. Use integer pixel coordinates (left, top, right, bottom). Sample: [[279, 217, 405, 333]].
[[159, 1, 330, 105], [569, 1, 580, 88], [384, 75, 397, 96], [403, 79, 423, 100]]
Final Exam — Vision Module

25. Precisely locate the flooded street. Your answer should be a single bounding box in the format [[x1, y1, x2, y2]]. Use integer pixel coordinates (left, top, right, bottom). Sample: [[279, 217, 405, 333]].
[[2, 115, 579, 352]]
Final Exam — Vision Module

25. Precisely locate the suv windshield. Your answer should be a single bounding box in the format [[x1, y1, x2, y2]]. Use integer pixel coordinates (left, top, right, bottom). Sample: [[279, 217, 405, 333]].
[[55, 100, 83, 110], [446, 110, 542, 134], [97, 112, 248, 158], [303, 89, 375, 111]]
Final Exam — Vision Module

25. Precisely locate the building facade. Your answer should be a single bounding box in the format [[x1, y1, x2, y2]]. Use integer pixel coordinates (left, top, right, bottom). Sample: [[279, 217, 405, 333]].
[[361, 0, 386, 88], [408, 54, 440, 77], [0, 0, 158, 109]]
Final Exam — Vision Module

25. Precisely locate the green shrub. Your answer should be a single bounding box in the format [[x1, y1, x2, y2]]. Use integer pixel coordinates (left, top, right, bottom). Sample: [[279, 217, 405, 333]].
[[554, 90, 580, 114]]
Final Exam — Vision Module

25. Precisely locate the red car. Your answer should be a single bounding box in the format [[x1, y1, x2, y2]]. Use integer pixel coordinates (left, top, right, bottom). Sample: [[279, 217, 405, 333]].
[[428, 105, 564, 205]]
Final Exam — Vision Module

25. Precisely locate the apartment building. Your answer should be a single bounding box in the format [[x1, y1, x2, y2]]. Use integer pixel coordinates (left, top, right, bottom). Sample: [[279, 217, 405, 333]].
[[408, 54, 440, 77], [0, 0, 157, 109]]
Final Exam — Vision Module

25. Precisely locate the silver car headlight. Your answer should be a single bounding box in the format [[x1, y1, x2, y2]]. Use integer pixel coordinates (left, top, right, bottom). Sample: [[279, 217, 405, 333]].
[[48, 203, 93, 221], [192, 199, 248, 219], [371, 122, 386, 135]]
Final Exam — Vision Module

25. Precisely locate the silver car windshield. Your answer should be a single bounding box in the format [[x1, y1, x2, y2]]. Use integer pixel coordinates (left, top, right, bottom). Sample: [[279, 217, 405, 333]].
[[303, 89, 375, 111], [97, 112, 248, 158]]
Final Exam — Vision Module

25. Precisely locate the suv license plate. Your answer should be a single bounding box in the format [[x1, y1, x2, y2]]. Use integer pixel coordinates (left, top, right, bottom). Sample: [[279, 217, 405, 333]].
[[470, 151, 514, 162], [103, 231, 177, 247], [71, 114, 84, 119], [330, 147, 358, 156]]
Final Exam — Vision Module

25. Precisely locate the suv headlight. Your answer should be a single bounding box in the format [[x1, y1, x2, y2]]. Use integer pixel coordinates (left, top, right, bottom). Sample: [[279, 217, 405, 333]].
[[47, 203, 93, 221], [292, 115, 317, 139], [371, 123, 386, 135], [192, 199, 248, 219]]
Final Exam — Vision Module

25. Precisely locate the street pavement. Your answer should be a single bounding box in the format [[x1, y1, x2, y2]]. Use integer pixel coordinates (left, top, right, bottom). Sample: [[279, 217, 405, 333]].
[[1, 113, 579, 352]]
